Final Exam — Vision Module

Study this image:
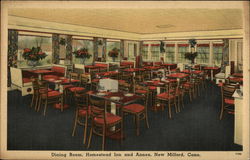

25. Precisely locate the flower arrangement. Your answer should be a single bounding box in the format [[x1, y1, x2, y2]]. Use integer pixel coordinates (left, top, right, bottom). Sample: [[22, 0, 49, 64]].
[[22, 47, 47, 61], [73, 48, 91, 59], [59, 38, 66, 45], [108, 47, 119, 58]]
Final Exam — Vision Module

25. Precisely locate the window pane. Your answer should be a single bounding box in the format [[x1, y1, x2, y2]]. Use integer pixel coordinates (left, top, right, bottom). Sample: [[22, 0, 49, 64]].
[[150, 45, 160, 61], [213, 45, 223, 66], [18, 35, 52, 67], [178, 45, 188, 63], [165, 46, 175, 63], [106, 41, 121, 62], [196, 45, 209, 64], [128, 43, 135, 60], [72, 39, 93, 64], [142, 45, 148, 60]]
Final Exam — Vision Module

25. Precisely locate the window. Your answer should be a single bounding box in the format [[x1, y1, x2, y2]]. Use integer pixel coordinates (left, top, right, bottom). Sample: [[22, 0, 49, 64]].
[[106, 41, 121, 62], [72, 39, 93, 65], [150, 44, 160, 61], [18, 35, 52, 67], [128, 43, 136, 60], [213, 43, 223, 66], [178, 44, 189, 63], [196, 44, 210, 64], [142, 44, 149, 60], [165, 44, 175, 63]]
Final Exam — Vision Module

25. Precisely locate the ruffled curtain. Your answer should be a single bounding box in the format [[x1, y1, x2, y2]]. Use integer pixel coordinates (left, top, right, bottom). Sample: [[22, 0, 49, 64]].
[[120, 40, 124, 60], [221, 39, 229, 72], [66, 35, 72, 63], [139, 41, 143, 56], [93, 37, 98, 62], [102, 38, 107, 62], [8, 29, 18, 86], [52, 34, 60, 64]]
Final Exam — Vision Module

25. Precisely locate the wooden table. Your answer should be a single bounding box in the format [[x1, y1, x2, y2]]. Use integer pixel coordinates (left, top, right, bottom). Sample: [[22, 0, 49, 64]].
[[203, 67, 220, 81], [89, 91, 142, 139], [181, 70, 203, 75], [45, 77, 78, 111], [167, 73, 189, 79], [27, 69, 54, 80]]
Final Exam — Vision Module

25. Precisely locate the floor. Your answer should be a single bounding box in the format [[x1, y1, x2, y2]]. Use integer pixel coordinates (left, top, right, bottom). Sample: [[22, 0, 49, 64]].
[[7, 82, 242, 151]]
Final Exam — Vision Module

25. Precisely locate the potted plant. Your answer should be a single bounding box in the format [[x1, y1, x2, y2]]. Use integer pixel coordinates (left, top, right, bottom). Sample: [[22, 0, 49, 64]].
[[185, 39, 198, 64], [108, 47, 119, 62], [59, 38, 66, 45], [22, 47, 47, 67], [73, 48, 91, 64], [160, 41, 165, 53]]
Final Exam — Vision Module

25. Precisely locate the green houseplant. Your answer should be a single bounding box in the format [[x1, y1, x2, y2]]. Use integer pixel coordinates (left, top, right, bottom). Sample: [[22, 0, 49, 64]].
[[185, 39, 198, 64]]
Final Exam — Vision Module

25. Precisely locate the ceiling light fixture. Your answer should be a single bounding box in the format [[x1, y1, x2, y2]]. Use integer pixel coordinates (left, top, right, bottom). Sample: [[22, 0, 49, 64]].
[[156, 24, 175, 28]]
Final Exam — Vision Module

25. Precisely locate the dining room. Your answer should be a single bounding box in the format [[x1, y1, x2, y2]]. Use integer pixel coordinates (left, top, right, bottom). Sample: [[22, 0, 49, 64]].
[[2, 1, 249, 157]]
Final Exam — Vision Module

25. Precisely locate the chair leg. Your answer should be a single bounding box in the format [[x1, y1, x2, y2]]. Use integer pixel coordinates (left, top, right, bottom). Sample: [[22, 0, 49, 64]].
[[145, 112, 149, 129], [43, 100, 48, 116], [181, 94, 184, 108], [174, 101, 178, 113], [178, 97, 181, 112], [189, 90, 192, 102], [102, 126, 106, 151], [30, 94, 35, 108], [219, 105, 224, 120], [35, 96, 39, 111], [83, 116, 88, 144], [168, 103, 172, 119], [87, 124, 93, 149], [136, 114, 140, 136], [37, 97, 42, 112], [72, 111, 78, 137]]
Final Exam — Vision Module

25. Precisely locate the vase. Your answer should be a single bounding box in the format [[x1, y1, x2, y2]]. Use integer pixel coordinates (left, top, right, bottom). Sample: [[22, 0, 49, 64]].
[[79, 58, 86, 64], [27, 60, 38, 68], [112, 57, 115, 62], [191, 59, 195, 64]]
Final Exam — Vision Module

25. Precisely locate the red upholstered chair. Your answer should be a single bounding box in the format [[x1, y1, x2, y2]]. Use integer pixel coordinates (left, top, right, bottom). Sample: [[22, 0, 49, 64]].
[[30, 77, 39, 109], [51, 66, 65, 77], [123, 92, 149, 136], [90, 68, 100, 91], [87, 95, 123, 150], [219, 84, 237, 120], [156, 82, 179, 119], [80, 73, 91, 89], [118, 81, 132, 93], [37, 81, 62, 116], [31, 78, 53, 111], [72, 92, 89, 144], [69, 72, 80, 85], [182, 76, 195, 102]]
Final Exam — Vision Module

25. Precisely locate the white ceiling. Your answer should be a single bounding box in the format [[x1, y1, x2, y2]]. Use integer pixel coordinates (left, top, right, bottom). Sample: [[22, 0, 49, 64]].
[[8, 7, 243, 34]]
